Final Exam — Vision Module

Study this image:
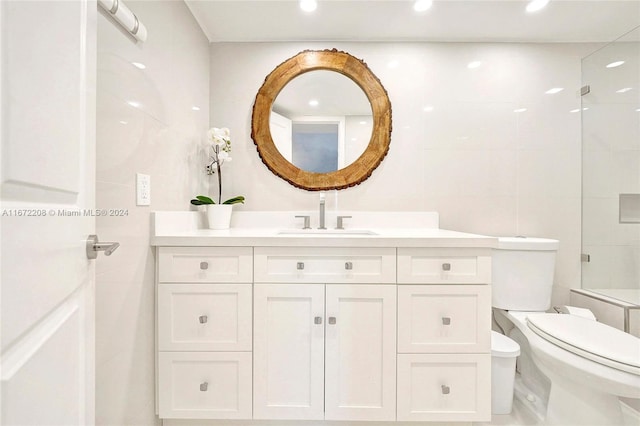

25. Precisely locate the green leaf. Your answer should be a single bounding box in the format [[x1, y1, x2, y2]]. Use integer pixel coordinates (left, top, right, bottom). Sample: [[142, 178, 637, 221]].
[[222, 195, 245, 205], [190, 199, 204, 205], [195, 195, 215, 204]]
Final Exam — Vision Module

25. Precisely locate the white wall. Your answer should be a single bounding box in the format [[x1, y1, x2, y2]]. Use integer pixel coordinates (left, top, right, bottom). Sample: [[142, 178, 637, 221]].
[[96, 1, 210, 425], [210, 42, 598, 307]]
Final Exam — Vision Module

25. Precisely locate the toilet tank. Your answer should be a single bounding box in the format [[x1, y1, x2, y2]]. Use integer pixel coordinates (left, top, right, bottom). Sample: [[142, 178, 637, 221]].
[[492, 237, 559, 311]]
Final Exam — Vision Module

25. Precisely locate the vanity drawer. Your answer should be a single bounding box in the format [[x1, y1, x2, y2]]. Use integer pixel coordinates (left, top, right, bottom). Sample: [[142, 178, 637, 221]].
[[397, 285, 490, 353], [158, 284, 252, 351], [158, 351, 252, 419], [397, 248, 491, 284], [254, 247, 396, 283], [158, 247, 253, 283], [396, 353, 490, 422]]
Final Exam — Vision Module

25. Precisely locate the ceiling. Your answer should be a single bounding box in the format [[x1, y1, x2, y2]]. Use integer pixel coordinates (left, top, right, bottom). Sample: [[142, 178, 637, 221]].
[[185, 0, 640, 43]]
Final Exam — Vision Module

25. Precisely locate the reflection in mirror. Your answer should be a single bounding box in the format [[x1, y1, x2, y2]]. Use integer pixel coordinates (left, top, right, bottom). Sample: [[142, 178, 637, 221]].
[[270, 70, 373, 173]]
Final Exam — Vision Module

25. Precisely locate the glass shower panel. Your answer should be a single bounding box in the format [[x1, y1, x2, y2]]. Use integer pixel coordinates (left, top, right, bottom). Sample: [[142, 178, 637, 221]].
[[581, 27, 640, 305]]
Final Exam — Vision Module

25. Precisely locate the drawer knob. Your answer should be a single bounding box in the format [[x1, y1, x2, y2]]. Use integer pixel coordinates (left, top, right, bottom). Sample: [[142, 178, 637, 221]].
[[441, 385, 450, 395], [200, 261, 209, 270], [314, 316, 323, 325], [297, 262, 305, 270], [442, 317, 451, 326], [199, 315, 208, 324], [200, 382, 208, 392], [345, 261, 353, 270], [442, 262, 451, 271], [328, 316, 337, 325]]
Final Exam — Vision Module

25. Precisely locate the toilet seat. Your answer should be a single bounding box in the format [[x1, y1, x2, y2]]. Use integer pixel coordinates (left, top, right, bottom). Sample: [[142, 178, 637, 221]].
[[526, 313, 640, 375]]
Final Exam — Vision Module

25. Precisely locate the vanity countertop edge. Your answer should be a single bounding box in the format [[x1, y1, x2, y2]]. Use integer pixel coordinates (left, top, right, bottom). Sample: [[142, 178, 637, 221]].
[[151, 211, 498, 248]]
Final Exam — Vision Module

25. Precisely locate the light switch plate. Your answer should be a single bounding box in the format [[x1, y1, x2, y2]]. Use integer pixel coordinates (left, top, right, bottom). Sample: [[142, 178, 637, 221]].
[[136, 173, 150, 206]]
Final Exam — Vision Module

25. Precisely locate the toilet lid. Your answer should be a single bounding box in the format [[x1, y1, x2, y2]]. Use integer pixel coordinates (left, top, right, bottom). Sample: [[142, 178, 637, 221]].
[[526, 314, 640, 375]]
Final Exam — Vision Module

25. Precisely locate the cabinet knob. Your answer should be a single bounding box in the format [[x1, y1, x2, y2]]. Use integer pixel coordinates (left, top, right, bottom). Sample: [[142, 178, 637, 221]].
[[297, 262, 305, 270], [314, 316, 323, 325], [199, 315, 208, 324], [200, 382, 208, 392], [441, 385, 450, 395], [442, 317, 451, 326], [442, 262, 451, 271], [345, 261, 353, 270], [200, 261, 209, 270], [328, 317, 337, 325]]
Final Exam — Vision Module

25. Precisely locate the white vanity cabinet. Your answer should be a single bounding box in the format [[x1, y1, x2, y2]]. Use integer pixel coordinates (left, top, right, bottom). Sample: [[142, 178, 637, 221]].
[[156, 247, 253, 419], [396, 248, 492, 422], [154, 237, 493, 424]]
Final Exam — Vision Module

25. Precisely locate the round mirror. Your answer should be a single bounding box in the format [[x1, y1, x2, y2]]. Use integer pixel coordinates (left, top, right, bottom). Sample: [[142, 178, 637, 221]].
[[251, 49, 392, 191]]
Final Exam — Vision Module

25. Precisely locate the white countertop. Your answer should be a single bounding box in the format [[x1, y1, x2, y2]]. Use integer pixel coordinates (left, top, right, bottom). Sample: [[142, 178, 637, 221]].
[[151, 211, 498, 248]]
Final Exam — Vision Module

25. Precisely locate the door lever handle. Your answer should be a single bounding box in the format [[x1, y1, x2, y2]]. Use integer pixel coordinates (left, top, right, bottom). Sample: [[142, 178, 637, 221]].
[[86, 234, 120, 259]]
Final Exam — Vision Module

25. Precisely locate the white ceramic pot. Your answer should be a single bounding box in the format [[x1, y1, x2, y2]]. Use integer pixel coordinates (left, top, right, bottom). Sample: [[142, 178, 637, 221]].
[[206, 204, 233, 230]]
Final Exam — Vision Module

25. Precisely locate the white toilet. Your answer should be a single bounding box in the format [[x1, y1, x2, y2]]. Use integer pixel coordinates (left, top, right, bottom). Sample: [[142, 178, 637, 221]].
[[492, 237, 640, 426]]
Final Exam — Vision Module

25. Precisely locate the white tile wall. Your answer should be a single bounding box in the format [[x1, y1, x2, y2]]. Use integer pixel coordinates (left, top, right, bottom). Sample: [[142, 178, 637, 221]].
[[96, 1, 210, 425], [210, 41, 596, 305]]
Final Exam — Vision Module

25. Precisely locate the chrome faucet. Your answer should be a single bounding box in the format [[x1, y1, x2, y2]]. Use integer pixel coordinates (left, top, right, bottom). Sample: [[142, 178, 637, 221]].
[[318, 193, 326, 229]]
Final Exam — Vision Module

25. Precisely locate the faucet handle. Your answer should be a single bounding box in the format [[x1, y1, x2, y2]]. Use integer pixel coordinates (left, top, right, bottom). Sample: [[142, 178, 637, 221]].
[[336, 215, 352, 230], [295, 215, 311, 229]]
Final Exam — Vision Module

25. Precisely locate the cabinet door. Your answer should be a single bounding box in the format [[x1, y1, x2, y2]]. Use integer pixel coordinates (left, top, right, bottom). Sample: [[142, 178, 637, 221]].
[[158, 284, 252, 351], [158, 247, 253, 283], [158, 352, 252, 419], [397, 285, 491, 353], [325, 285, 397, 421], [397, 248, 491, 284], [254, 247, 396, 284], [253, 284, 325, 420], [397, 353, 491, 422]]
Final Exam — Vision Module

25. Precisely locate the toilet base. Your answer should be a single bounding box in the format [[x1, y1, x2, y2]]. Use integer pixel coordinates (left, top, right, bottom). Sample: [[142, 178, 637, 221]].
[[544, 376, 623, 426]]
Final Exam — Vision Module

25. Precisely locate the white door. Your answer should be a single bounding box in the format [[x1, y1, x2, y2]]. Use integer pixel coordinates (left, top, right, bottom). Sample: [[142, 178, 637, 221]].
[[1, 1, 97, 425], [324, 284, 397, 421], [253, 284, 325, 420]]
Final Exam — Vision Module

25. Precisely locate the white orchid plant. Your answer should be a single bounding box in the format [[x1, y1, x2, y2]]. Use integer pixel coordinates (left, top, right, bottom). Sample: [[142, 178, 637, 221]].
[[190, 127, 245, 206]]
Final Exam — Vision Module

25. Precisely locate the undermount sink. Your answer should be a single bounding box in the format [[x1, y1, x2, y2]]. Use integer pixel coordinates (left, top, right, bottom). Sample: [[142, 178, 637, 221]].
[[277, 229, 378, 236]]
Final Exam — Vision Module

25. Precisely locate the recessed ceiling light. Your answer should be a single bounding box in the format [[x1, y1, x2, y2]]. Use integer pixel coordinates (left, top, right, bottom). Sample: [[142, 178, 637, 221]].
[[423, 105, 434, 112], [192, 106, 200, 111], [606, 60, 625, 68], [583, 107, 589, 111], [636, 108, 640, 112], [413, 0, 432, 12], [309, 99, 319, 106], [300, 0, 317, 12], [616, 87, 633, 93], [467, 61, 482, 69], [545, 87, 564, 94], [526, 0, 550, 13], [119, 120, 128, 124], [514, 108, 527, 113], [569, 109, 580, 113], [127, 100, 141, 108], [359, 121, 367, 125], [387, 60, 399, 68], [131, 62, 146, 69]]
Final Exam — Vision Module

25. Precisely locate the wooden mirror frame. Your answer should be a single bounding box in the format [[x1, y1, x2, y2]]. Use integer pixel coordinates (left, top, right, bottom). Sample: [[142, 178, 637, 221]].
[[251, 49, 392, 191]]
